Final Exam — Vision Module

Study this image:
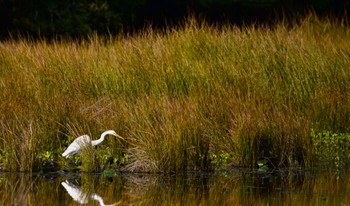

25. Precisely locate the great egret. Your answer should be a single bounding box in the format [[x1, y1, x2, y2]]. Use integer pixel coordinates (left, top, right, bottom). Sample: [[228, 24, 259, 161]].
[[61, 180, 118, 206], [62, 130, 124, 158]]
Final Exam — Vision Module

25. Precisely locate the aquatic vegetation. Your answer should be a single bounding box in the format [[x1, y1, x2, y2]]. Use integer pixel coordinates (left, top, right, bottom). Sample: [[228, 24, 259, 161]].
[[0, 15, 350, 172], [312, 130, 350, 168]]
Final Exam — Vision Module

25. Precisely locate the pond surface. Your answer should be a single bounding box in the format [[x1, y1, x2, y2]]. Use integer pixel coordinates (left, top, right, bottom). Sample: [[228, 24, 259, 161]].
[[1, 169, 350, 205]]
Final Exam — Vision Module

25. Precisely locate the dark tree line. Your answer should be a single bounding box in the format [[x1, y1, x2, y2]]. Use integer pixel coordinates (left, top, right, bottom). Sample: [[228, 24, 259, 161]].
[[0, 0, 349, 39], [0, 0, 146, 38]]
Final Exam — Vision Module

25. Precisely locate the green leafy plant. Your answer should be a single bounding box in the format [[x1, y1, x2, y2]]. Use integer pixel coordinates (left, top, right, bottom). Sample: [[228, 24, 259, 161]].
[[210, 152, 232, 168], [312, 129, 350, 168]]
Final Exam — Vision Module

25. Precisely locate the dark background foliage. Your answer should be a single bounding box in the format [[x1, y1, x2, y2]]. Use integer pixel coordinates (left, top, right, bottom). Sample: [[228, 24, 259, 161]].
[[0, 0, 349, 38]]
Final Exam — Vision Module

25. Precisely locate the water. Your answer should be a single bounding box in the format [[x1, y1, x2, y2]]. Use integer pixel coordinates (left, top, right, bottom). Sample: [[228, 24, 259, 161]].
[[1, 169, 350, 205]]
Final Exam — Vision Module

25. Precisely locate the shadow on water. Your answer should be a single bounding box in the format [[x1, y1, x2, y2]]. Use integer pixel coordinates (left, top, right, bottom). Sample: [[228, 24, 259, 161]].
[[1, 169, 350, 205]]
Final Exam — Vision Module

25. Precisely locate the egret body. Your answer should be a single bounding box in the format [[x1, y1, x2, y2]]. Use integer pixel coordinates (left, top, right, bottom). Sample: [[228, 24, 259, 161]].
[[62, 130, 124, 158]]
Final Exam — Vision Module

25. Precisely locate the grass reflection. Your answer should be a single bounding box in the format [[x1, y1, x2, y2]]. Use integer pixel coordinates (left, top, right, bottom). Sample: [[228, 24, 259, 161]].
[[0, 170, 350, 205]]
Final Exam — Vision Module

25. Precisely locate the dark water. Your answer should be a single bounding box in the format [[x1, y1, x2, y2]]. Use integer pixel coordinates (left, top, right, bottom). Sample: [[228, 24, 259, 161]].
[[1, 169, 350, 205]]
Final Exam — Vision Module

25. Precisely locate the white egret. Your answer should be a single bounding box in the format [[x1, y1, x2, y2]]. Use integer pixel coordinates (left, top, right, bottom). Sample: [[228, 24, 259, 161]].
[[61, 180, 118, 206], [62, 130, 124, 158]]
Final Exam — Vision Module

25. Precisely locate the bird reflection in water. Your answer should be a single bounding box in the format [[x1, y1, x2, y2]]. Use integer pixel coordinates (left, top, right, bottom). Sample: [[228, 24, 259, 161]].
[[61, 180, 120, 206]]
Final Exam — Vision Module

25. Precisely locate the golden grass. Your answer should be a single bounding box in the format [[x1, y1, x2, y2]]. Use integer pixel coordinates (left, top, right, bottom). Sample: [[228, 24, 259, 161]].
[[0, 15, 350, 171]]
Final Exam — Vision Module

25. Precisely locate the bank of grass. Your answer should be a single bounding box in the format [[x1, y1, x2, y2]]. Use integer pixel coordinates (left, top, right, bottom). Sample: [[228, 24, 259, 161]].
[[1, 16, 350, 172]]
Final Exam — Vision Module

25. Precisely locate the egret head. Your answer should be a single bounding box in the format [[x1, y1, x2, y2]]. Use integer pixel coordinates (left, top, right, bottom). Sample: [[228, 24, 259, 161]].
[[103, 130, 124, 140]]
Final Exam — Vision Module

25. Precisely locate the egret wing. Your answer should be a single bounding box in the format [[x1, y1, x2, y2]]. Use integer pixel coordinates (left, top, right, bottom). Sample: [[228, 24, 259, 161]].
[[62, 135, 90, 157]]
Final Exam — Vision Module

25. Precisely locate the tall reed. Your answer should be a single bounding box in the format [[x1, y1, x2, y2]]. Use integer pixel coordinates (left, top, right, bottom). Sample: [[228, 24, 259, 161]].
[[0, 15, 349, 172]]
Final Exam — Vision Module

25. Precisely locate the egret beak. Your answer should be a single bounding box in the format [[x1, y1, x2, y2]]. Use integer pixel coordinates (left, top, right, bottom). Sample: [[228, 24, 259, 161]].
[[114, 133, 125, 140]]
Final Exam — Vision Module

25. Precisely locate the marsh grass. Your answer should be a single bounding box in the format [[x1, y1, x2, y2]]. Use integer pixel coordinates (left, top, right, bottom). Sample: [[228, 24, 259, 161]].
[[80, 146, 102, 172], [1, 15, 350, 172], [0, 119, 40, 171]]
